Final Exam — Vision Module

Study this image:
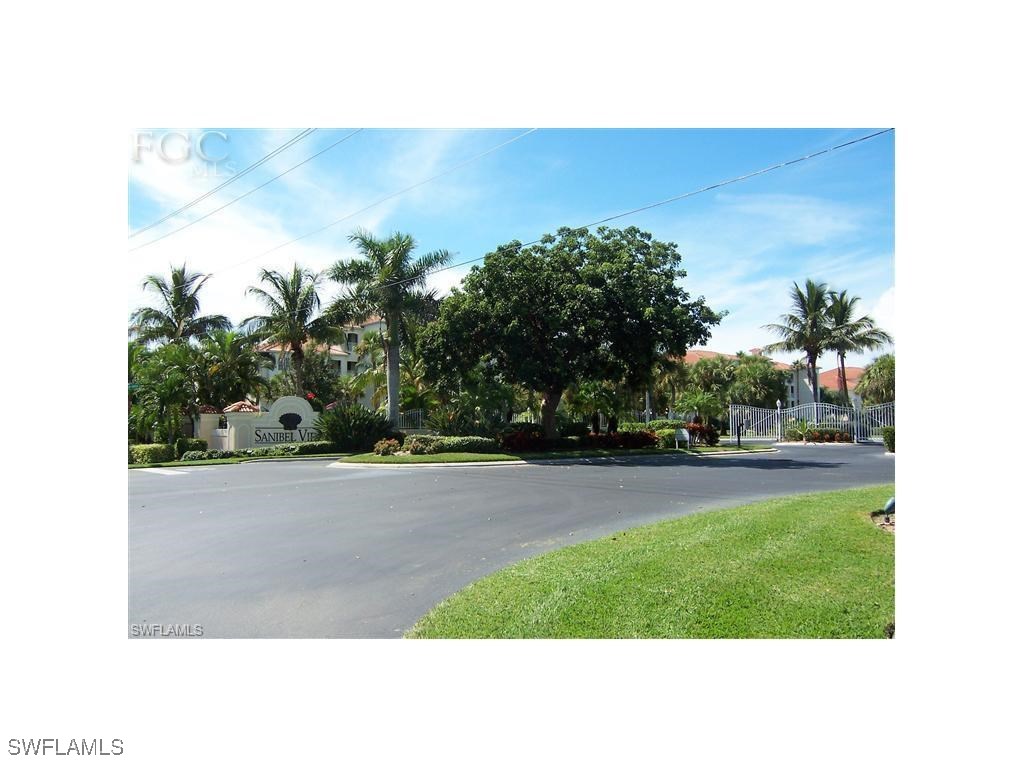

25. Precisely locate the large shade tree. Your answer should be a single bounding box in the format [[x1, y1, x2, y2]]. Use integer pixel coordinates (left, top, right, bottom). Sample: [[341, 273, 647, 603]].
[[421, 226, 720, 438], [328, 230, 452, 423], [762, 279, 831, 403], [130, 264, 230, 344], [825, 289, 893, 404], [243, 265, 337, 397]]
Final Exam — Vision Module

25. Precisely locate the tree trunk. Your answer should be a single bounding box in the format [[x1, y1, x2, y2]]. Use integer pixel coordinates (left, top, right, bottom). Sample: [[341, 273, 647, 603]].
[[540, 389, 562, 439], [386, 339, 401, 425], [838, 353, 849, 404], [808, 354, 819, 404], [291, 343, 305, 397]]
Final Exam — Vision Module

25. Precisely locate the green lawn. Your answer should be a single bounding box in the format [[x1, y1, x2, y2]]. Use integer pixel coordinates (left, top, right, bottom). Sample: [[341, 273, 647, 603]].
[[408, 485, 895, 639], [129, 453, 351, 469], [342, 451, 521, 464]]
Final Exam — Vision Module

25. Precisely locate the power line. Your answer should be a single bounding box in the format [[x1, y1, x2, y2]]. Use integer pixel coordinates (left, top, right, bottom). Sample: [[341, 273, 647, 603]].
[[212, 128, 539, 276], [378, 128, 895, 291], [128, 129, 363, 253], [129, 128, 317, 238]]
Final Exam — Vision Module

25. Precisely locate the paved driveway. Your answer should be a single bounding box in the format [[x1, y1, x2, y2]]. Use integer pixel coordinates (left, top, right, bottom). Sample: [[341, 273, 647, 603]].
[[128, 445, 894, 638]]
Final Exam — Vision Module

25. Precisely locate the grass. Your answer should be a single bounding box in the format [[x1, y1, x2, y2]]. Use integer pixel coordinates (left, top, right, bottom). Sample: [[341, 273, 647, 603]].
[[342, 451, 521, 464], [341, 444, 774, 464], [129, 453, 351, 469], [407, 484, 895, 639]]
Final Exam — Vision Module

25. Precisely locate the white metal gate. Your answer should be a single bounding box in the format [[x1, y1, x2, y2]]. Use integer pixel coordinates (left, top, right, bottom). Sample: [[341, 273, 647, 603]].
[[729, 402, 894, 442]]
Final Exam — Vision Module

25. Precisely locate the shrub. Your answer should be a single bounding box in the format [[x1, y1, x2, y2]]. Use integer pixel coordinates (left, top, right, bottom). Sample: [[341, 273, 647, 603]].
[[180, 450, 207, 461], [683, 422, 719, 446], [500, 426, 548, 452], [655, 428, 677, 449], [291, 441, 337, 456], [433, 436, 502, 453], [174, 437, 207, 459], [374, 438, 401, 455], [881, 426, 895, 452], [316, 405, 394, 452], [130, 443, 175, 464], [559, 421, 590, 438], [405, 435, 445, 454], [578, 430, 658, 450], [621, 419, 687, 433]]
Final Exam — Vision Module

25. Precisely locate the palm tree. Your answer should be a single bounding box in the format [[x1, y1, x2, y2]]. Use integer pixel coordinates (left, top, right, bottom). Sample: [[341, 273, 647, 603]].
[[242, 265, 337, 397], [762, 279, 831, 403], [825, 290, 894, 404], [130, 264, 230, 344], [197, 329, 273, 408], [856, 353, 895, 404], [328, 229, 452, 423]]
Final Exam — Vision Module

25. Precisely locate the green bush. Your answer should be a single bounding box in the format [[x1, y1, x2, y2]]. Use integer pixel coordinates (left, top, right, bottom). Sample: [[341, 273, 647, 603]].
[[180, 450, 208, 461], [881, 426, 895, 452], [174, 437, 207, 459], [558, 421, 590, 438], [405, 435, 502, 454], [374, 438, 401, 455], [406, 435, 445, 454], [130, 443, 176, 464], [619, 419, 687, 433], [316, 406, 394, 452], [433, 436, 502, 453]]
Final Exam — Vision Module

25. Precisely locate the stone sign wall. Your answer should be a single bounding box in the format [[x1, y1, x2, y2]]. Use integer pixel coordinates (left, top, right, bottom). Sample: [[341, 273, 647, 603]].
[[195, 396, 322, 451]]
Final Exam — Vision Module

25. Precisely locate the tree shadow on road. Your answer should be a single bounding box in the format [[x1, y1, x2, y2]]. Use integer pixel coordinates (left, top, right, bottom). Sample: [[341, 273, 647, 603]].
[[520, 454, 843, 470]]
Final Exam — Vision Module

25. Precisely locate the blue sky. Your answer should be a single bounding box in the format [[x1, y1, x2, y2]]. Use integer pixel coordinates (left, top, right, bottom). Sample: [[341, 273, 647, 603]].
[[128, 128, 894, 368]]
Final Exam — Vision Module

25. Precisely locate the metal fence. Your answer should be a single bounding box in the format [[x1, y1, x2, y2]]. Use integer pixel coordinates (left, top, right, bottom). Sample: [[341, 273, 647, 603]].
[[396, 410, 424, 430], [728, 401, 894, 442]]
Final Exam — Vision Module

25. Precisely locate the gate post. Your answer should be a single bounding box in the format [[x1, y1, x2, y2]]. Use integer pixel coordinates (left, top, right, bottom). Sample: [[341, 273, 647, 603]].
[[776, 400, 782, 442]]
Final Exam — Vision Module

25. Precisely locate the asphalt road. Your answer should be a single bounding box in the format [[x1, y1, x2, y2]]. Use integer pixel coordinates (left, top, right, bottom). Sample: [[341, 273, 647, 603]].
[[128, 444, 894, 638]]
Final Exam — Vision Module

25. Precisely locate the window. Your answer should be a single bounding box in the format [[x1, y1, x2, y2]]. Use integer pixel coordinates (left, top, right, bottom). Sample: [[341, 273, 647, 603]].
[[347, 361, 357, 373], [334, 360, 342, 374], [346, 333, 358, 352]]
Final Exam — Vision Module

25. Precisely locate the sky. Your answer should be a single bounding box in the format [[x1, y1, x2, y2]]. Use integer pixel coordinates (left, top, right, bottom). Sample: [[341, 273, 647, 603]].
[[128, 128, 894, 369]]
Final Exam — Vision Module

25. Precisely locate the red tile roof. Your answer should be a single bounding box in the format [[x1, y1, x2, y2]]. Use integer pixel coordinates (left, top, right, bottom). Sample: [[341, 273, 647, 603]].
[[819, 367, 864, 392], [677, 348, 792, 372], [223, 400, 261, 413], [198, 404, 221, 414]]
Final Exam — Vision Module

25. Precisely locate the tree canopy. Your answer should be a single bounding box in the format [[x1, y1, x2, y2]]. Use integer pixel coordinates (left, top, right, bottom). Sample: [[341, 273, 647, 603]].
[[421, 226, 720, 437]]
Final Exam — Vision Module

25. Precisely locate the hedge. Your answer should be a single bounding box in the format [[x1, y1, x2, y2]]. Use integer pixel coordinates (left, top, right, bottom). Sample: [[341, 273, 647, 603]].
[[179, 441, 337, 462], [130, 443, 175, 464], [406, 435, 503, 454], [881, 426, 895, 452], [620, 419, 687, 433], [175, 437, 207, 458]]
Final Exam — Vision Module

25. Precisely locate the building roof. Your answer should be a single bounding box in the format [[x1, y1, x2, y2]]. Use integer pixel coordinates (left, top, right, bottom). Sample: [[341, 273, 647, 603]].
[[819, 366, 865, 392], [678, 348, 792, 372], [223, 400, 261, 413], [257, 341, 350, 357]]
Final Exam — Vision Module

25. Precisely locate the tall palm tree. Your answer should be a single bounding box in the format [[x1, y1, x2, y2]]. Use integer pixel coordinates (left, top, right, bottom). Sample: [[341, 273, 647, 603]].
[[762, 279, 831, 403], [242, 265, 337, 397], [328, 229, 452, 423], [825, 290, 894, 404], [130, 264, 230, 344], [197, 329, 273, 408]]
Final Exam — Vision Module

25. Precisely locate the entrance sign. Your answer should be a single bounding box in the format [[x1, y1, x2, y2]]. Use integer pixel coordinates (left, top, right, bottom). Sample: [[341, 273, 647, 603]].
[[250, 396, 320, 445], [194, 396, 322, 451]]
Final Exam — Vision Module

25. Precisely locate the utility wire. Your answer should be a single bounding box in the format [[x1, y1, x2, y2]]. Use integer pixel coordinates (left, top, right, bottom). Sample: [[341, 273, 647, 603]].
[[129, 128, 316, 238], [378, 128, 895, 291], [128, 129, 363, 253], [212, 128, 539, 276]]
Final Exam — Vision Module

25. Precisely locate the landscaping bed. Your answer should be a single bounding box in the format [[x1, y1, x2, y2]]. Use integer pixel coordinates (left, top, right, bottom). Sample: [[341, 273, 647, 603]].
[[408, 484, 896, 638]]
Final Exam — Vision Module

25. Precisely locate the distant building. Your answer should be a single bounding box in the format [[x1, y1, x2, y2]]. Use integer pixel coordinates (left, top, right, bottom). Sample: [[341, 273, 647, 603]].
[[256, 317, 386, 408], [680, 347, 816, 408]]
